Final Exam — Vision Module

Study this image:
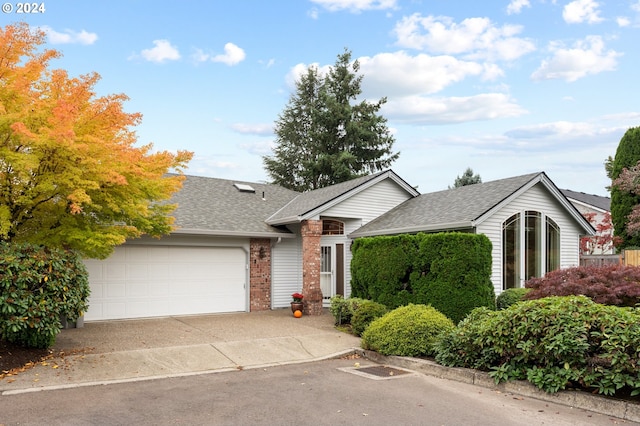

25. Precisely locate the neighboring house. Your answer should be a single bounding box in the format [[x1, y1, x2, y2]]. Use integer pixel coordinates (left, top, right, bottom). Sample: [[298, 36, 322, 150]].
[[560, 189, 614, 255], [350, 172, 595, 295], [83, 170, 593, 322]]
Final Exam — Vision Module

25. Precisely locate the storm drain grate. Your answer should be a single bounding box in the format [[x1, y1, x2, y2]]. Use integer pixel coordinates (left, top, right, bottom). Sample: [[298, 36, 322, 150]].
[[339, 365, 416, 380]]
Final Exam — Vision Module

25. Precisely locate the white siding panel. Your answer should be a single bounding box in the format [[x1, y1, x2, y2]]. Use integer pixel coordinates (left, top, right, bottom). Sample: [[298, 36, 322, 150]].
[[477, 183, 585, 295], [271, 225, 303, 308], [322, 179, 413, 226]]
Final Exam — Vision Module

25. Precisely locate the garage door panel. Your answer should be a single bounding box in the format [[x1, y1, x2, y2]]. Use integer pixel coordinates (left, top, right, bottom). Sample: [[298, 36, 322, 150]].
[[84, 245, 247, 321]]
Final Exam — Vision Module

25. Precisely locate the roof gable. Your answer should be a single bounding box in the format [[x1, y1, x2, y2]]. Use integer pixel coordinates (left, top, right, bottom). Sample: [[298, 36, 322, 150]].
[[266, 170, 419, 225], [561, 189, 610, 212], [350, 172, 595, 238]]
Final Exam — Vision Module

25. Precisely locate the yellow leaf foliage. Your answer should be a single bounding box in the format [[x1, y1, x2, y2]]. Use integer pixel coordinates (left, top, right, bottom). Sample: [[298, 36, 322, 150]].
[[0, 23, 193, 258]]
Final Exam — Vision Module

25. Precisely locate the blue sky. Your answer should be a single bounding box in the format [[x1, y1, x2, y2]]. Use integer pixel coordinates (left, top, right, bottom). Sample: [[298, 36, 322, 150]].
[[3, 0, 640, 196]]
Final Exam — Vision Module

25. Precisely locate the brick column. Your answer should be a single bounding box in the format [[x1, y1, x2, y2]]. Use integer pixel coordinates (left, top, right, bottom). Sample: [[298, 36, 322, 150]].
[[301, 219, 323, 315], [249, 239, 271, 311]]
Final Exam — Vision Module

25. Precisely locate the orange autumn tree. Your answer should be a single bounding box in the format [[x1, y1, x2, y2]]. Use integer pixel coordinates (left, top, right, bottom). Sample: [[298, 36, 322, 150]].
[[0, 23, 192, 258]]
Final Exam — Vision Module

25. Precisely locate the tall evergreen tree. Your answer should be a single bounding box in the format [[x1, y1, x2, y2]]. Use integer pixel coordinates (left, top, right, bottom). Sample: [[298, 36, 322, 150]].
[[610, 127, 640, 249], [451, 167, 482, 188], [263, 49, 399, 192]]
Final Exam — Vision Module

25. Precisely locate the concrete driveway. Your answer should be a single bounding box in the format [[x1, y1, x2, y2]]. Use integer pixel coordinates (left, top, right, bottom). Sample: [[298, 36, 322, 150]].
[[0, 309, 360, 394]]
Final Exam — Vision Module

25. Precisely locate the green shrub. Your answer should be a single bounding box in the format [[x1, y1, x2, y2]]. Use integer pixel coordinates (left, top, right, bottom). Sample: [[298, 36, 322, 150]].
[[411, 233, 495, 323], [496, 288, 531, 310], [0, 243, 90, 348], [361, 304, 455, 357], [351, 232, 495, 323], [329, 295, 366, 326], [434, 296, 640, 396], [350, 235, 417, 303], [434, 307, 500, 369], [350, 300, 388, 336]]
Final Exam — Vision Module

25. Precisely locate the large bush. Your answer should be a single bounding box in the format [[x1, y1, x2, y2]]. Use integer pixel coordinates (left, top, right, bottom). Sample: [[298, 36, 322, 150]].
[[434, 296, 640, 396], [411, 233, 495, 323], [350, 235, 417, 305], [0, 243, 90, 348], [361, 304, 454, 357], [524, 264, 640, 307], [351, 232, 495, 323]]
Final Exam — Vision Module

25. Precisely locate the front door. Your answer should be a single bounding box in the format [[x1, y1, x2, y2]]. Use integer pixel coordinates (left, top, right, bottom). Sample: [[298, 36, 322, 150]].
[[320, 244, 344, 306]]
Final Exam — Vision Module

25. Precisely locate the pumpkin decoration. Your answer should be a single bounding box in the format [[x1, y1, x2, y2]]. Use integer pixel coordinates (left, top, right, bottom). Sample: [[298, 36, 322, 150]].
[[293, 310, 303, 318]]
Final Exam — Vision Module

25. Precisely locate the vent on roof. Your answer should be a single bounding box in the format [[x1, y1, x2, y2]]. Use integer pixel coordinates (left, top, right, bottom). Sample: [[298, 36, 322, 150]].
[[233, 183, 255, 193]]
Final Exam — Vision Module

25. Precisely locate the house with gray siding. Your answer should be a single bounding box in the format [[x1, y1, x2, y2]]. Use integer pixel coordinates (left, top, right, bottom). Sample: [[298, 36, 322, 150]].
[[83, 170, 593, 322]]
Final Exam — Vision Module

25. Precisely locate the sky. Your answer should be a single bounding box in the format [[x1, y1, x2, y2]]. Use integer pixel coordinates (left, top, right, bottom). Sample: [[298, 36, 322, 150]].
[[3, 0, 640, 197]]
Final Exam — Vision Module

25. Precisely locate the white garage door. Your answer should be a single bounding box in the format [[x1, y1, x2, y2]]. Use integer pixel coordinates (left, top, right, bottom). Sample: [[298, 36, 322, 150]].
[[83, 245, 247, 321]]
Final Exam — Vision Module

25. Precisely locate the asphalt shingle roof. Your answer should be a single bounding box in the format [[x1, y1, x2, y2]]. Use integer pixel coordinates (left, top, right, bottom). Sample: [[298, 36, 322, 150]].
[[561, 189, 610, 212], [170, 175, 300, 236], [350, 172, 543, 237]]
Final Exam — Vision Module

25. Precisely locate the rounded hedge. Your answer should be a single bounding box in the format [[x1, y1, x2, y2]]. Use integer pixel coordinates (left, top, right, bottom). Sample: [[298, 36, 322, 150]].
[[496, 288, 531, 310], [350, 299, 388, 336], [361, 304, 454, 357]]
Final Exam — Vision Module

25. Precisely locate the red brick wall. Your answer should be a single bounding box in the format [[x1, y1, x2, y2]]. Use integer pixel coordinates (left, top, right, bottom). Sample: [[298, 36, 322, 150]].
[[249, 239, 271, 311], [301, 220, 323, 315]]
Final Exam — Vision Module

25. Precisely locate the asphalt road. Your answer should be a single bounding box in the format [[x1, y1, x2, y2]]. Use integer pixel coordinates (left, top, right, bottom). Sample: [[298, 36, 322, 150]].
[[0, 358, 633, 426]]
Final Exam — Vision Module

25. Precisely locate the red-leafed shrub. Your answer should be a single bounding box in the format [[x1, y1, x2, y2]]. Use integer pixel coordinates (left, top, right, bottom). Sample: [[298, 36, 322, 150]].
[[524, 265, 640, 307]]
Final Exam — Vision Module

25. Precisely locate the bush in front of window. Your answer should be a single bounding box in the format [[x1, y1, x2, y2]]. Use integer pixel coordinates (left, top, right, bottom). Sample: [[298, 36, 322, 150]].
[[524, 264, 640, 307], [361, 304, 454, 357]]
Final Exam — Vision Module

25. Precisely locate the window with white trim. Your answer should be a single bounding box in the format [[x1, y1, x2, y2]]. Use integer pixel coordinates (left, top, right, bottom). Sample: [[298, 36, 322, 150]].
[[502, 211, 560, 290]]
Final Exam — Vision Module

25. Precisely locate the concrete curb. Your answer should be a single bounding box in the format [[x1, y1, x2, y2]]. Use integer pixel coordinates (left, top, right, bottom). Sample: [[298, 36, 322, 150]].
[[0, 348, 360, 396], [357, 349, 640, 424]]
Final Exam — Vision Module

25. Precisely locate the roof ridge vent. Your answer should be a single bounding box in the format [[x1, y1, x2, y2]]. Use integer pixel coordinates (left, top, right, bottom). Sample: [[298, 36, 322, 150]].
[[233, 182, 256, 193]]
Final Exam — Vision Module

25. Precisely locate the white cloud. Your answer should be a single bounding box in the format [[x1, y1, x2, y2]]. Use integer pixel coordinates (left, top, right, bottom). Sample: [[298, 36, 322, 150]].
[[140, 40, 181, 63], [506, 0, 531, 15], [563, 0, 604, 24], [310, 0, 397, 13], [393, 14, 535, 61], [383, 93, 527, 124], [212, 43, 246, 66], [230, 123, 273, 136], [617, 16, 631, 27], [358, 51, 489, 96], [504, 121, 600, 139], [192, 43, 245, 66], [239, 140, 273, 156], [40, 26, 98, 45], [531, 36, 621, 82]]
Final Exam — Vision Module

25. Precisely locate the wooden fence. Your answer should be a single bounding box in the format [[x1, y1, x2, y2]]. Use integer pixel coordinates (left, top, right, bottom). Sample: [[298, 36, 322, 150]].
[[624, 249, 640, 266], [580, 250, 640, 267]]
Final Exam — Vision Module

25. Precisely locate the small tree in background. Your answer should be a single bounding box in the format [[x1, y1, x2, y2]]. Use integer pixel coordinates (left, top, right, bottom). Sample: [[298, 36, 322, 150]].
[[450, 167, 482, 188], [264, 49, 399, 192], [609, 127, 640, 249], [579, 212, 617, 255]]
